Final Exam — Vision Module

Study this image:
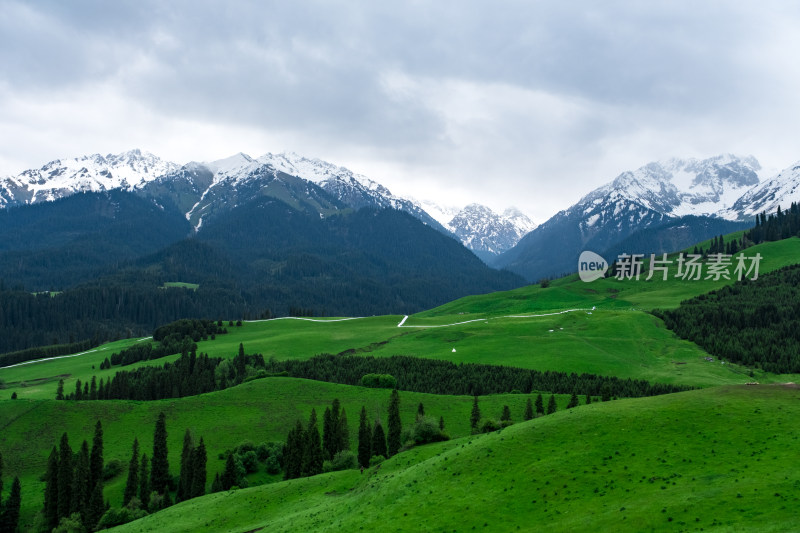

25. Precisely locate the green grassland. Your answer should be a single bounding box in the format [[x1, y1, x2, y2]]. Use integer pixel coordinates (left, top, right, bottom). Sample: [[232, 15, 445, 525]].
[[110, 384, 800, 533], [0, 378, 561, 530], [5, 238, 800, 402]]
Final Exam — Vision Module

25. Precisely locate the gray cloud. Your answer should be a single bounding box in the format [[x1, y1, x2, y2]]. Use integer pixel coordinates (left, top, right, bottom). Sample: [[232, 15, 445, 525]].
[[2, 1, 799, 220]]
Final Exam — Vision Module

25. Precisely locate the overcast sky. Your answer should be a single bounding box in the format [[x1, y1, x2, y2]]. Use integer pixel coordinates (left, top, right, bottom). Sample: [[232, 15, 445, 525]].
[[1, 1, 799, 221]]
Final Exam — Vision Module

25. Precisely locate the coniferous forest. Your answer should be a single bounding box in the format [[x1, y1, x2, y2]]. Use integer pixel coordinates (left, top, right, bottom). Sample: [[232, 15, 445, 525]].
[[654, 263, 800, 373]]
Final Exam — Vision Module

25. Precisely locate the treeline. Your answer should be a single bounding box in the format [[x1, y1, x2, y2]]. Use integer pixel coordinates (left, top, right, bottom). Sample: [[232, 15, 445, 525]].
[[653, 263, 800, 373], [107, 318, 232, 367], [0, 452, 22, 533], [59, 344, 261, 401], [265, 354, 690, 398], [0, 337, 98, 368], [60, 348, 688, 403], [745, 202, 800, 245], [0, 285, 251, 354]]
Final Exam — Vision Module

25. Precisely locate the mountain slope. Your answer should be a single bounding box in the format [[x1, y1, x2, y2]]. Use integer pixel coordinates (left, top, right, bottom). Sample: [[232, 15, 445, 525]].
[[722, 161, 800, 219], [495, 155, 761, 281], [447, 204, 536, 261], [0, 149, 177, 207]]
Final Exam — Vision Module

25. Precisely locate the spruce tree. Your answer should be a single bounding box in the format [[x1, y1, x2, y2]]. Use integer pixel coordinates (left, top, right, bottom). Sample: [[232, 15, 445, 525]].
[[283, 420, 304, 480], [44, 446, 60, 530], [85, 477, 104, 531], [470, 396, 481, 432], [1, 476, 21, 533], [138, 454, 150, 510], [387, 389, 402, 457], [338, 407, 350, 453], [89, 420, 104, 493], [74, 380, 82, 401], [500, 405, 511, 422], [417, 402, 425, 420], [357, 406, 372, 468], [535, 393, 544, 416], [322, 407, 334, 461], [69, 440, 89, 518], [524, 398, 534, 421], [221, 453, 237, 490], [0, 450, 3, 497], [330, 399, 342, 455], [150, 412, 169, 495], [547, 394, 557, 414], [190, 438, 207, 499], [177, 429, 195, 502], [89, 376, 97, 400], [585, 394, 592, 405], [211, 472, 222, 493], [439, 415, 445, 431], [371, 420, 387, 459], [57, 432, 73, 521], [567, 391, 579, 409], [303, 409, 323, 477], [56, 379, 64, 400], [123, 438, 140, 506]]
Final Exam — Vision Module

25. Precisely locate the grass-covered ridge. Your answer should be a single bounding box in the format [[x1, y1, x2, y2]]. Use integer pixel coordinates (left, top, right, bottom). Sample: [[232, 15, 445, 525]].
[[109, 384, 800, 533]]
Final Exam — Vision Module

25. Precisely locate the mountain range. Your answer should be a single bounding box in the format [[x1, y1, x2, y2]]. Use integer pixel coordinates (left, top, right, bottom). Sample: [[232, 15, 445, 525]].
[[493, 154, 800, 281], [3, 149, 800, 288]]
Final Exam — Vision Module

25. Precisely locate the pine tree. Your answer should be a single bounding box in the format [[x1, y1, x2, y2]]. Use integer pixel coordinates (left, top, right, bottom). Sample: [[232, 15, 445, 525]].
[[150, 412, 169, 495], [44, 446, 60, 530], [387, 389, 402, 456], [500, 405, 511, 422], [85, 477, 104, 531], [69, 440, 89, 518], [470, 396, 481, 432], [190, 438, 207, 499], [177, 429, 195, 502], [74, 379, 83, 401], [535, 393, 544, 415], [567, 391, 579, 409], [439, 415, 445, 431], [138, 454, 150, 510], [371, 420, 387, 459], [56, 379, 64, 400], [1, 476, 21, 533], [89, 420, 104, 493], [417, 402, 425, 420], [283, 420, 304, 480], [524, 398, 534, 420], [338, 407, 350, 453], [89, 376, 97, 400], [547, 395, 557, 414], [302, 409, 323, 477], [322, 407, 334, 461], [57, 432, 73, 521], [123, 438, 140, 506], [221, 453, 237, 490], [357, 406, 372, 468], [330, 399, 342, 456], [211, 472, 222, 493]]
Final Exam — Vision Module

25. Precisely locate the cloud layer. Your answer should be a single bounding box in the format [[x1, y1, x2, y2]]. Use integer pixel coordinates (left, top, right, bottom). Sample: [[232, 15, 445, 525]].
[[2, 1, 799, 219]]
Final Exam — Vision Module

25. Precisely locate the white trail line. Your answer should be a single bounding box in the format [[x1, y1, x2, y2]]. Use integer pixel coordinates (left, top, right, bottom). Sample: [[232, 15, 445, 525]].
[[248, 317, 365, 324], [0, 337, 152, 369], [396, 308, 592, 328]]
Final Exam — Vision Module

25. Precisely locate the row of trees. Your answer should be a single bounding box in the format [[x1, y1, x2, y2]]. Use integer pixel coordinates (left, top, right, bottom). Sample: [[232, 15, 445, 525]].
[[745, 202, 800, 245], [654, 263, 800, 373], [264, 354, 690, 398], [0, 452, 21, 533], [0, 337, 97, 368]]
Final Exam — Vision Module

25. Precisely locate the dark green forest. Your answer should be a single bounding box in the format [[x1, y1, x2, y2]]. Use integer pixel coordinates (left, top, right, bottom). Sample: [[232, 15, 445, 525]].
[[654, 263, 800, 373]]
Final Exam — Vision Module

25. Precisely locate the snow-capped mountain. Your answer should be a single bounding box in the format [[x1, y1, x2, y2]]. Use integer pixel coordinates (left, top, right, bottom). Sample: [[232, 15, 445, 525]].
[[0, 149, 178, 207], [495, 154, 761, 281], [721, 161, 800, 219], [447, 204, 536, 259]]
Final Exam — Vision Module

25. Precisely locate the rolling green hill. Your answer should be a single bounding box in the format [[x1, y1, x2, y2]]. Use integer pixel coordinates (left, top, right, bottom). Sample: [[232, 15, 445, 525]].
[[0, 378, 567, 531], [109, 384, 800, 533]]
